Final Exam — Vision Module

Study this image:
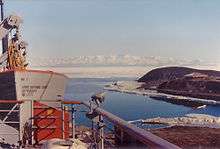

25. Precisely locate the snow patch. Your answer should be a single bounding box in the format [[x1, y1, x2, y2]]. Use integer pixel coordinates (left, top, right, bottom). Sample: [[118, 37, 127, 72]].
[[141, 114, 220, 128]]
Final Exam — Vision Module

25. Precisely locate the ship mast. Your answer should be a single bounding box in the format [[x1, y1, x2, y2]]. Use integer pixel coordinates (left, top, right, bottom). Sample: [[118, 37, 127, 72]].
[[0, 0, 8, 54], [0, 0, 27, 70]]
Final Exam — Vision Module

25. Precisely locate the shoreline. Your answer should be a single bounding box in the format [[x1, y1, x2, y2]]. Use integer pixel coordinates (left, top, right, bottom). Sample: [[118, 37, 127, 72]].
[[158, 89, 220, 102], [104, 81, 220, 107]]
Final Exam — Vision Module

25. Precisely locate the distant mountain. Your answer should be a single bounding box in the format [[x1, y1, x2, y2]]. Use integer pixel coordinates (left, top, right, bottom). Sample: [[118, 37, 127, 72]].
[[28, 55, 210, 67], [138, 67, 220, 88]]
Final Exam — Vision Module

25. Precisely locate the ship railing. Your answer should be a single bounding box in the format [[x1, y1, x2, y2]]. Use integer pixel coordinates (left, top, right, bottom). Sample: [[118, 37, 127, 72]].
[[0, 100, 23, 147], [81, 101, 182, 149], [0, 99, 182, 149], [0, 99, 81, 147], [26, 100, 81, 145]]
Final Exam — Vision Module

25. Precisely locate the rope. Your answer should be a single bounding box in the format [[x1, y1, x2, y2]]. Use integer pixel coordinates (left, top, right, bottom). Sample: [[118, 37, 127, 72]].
[[39, 72, 54, 100]]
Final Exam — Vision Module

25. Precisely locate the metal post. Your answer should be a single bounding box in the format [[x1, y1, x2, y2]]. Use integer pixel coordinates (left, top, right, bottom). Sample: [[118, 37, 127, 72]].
[[120, 128, 124, 144], [98, 115, 104, 149], [61, 103, 65, 139], [18, 102, 21, 145], [90, 101, 95, 139], [71, 104, 75, 139], [0, 0, 8, 53], [30, 100, 34, 145], [0, 0, 4, 21], [89, 100, 92, 112], [92, 120, 95, 140]]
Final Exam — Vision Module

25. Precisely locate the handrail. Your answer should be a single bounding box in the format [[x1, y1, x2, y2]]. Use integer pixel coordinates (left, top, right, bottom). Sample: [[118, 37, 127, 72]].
[[62, 101, 82, 105], [0, 100, 21, 146], [0, 100, 23, 104], [82, 101, 182, 149], [0, 99, 82, 105], [0, 99, 81, 146], [0, 99, 181, 148]]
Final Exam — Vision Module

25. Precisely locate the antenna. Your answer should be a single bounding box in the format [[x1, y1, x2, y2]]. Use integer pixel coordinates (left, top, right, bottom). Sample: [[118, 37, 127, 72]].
[[0, 0, 3, 21], [0, 0, 8, 54]]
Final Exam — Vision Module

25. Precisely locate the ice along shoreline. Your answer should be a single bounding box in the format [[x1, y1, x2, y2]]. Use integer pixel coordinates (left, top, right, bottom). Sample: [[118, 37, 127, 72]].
[[104, 81, 220, 108]]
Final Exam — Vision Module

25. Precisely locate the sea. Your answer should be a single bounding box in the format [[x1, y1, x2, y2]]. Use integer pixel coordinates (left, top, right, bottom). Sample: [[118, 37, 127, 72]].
[[65, 77, 220, 128]]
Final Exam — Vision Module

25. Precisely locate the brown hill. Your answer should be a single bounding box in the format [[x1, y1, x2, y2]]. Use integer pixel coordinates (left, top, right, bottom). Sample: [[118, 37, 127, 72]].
[[138, 67, 220, 89], [158, 76, 220, 101]]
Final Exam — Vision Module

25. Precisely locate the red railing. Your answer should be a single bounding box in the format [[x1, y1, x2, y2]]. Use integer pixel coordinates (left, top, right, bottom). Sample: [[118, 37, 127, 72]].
[[0, 99, 81, 146], [0, 99, 182, 149]]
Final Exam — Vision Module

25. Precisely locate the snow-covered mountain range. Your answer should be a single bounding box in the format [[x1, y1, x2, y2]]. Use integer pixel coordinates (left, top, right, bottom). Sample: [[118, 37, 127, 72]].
[[28, 55, 214, 68], [27, 55, 220, 78]]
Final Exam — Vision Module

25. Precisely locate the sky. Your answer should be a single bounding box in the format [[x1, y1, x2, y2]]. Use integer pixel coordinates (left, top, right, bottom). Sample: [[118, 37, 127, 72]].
[[4, 0, 220, 62]]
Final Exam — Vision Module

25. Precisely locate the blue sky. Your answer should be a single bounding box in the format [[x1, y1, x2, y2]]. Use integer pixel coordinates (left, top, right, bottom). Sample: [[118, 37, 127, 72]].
[[5, 0, 220, 61]]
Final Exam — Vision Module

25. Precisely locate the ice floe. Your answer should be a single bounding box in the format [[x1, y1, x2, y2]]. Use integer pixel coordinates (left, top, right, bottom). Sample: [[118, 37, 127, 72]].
[[141, 114, 220, 128]]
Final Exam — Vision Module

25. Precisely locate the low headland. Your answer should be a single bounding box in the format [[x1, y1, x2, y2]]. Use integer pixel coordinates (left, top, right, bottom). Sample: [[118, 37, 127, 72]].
[[105, 66, 220, 107], [139, 66, 220, 101]]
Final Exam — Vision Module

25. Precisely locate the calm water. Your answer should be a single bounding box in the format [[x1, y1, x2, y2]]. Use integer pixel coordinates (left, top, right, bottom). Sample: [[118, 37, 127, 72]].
[[65, 78, 220, 127]]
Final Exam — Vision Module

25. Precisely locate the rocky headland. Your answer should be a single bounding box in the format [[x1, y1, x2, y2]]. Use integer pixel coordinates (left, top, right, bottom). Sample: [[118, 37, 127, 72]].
[[138, 67, 220, 101]]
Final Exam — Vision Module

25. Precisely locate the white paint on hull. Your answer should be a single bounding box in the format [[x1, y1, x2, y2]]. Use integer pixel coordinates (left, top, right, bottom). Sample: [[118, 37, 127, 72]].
[[15, 70, 68, 101], [13, 70, 68, 142]]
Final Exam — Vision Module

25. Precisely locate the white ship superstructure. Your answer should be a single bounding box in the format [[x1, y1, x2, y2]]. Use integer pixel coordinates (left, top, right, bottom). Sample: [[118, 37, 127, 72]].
[[0, 1, 69, 146]]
